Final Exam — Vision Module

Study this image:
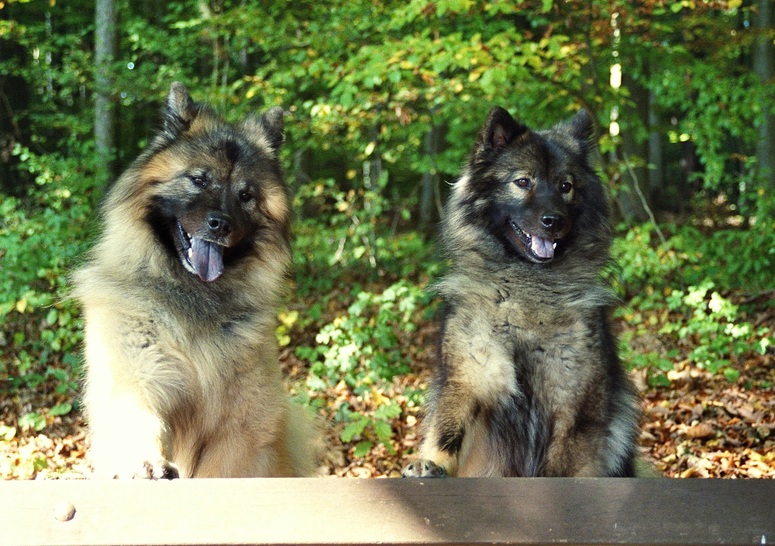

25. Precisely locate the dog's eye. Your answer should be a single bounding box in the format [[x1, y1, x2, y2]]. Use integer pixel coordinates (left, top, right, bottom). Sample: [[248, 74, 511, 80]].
[[514, 177, 531, 189], [560, 179, 574, 193], [188, 174, 207, 188], [238, 190, 254, 203]]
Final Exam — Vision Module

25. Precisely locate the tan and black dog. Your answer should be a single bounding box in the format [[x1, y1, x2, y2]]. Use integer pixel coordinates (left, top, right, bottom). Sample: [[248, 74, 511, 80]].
[[403, 107, 640, 478], [74, 82, 318, 479]]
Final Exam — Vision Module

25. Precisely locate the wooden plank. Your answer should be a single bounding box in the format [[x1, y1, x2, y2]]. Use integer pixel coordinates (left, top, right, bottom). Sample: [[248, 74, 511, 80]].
[[0, 478, 772, 546]]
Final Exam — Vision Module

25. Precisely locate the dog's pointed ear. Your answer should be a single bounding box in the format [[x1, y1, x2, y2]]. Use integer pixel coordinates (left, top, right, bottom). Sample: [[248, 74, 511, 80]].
[[566, 108, 596, 155], [164, 82, 198, 136], [243, 106, 284, 153], [477, 106, 528, 153]]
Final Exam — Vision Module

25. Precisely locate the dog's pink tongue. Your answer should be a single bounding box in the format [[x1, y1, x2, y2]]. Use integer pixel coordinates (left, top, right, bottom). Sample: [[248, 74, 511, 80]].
[[530, 236, 555, 260], [190, 237, 224, 282]]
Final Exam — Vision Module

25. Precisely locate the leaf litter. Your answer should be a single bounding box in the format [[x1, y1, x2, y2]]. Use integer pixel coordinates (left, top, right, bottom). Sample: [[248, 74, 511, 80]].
[[1, 297, 772, 480]]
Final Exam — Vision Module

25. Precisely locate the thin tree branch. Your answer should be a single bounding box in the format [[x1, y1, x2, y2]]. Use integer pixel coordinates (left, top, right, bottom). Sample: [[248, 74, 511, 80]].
[[622, 151, 666, 244]]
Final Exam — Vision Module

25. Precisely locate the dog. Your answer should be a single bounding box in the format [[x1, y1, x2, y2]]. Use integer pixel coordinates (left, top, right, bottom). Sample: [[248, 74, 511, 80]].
[[73, 82, 318, 478], [402, 106, 640, 478]]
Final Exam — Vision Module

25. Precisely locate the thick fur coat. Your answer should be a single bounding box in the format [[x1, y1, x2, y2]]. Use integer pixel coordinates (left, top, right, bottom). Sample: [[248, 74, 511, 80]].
[[74, 83, 318, 478], [404, 107, 640, 478]]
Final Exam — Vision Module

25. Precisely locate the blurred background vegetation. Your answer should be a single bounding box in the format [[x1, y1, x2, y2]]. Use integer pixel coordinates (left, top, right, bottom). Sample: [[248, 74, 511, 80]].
[[0, 0, 773, 474]]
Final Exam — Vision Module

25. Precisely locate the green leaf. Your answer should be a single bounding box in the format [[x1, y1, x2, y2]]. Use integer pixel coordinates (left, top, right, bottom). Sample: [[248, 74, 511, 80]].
[[0, 425, 16, 442], [45, 308, 58, 326], [49, 402, 73, 417], [723, 368, 741, 383], [62, 353, 81, 368], [340, 416, 370, 443], [648, 373, 672, 388], [353, 441, 373, 457], [48, 368, 68, 382], [32, 457, 49, 473], [353, 440, 374, 457], [169, 18, 205, 30], [374, 402, 401, 420], [19, 412, 46, 432], [373, 419, 393, 442]]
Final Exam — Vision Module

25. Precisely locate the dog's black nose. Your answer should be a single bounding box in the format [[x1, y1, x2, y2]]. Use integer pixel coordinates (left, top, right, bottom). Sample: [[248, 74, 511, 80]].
[[540, 213, 565, 230], [207, 212, 233, 237]]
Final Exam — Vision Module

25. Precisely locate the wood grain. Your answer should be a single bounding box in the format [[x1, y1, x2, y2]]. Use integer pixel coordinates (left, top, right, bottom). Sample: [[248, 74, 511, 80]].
[[0, 478, 772, 545]]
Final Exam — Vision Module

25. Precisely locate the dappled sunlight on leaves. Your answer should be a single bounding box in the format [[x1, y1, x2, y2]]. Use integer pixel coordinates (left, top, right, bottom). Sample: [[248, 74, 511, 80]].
[[3, 280, 771, 479], [640, 356, 775, 478]]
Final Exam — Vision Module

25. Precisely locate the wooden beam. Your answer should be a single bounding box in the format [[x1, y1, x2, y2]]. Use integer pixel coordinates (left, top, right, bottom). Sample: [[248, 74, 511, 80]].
[[0, 478, 772, 545]]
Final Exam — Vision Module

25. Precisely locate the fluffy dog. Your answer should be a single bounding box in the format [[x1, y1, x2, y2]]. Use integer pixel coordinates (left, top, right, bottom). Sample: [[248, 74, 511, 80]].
[[403, 107, 639, 477], [74, 82, 318, 478]]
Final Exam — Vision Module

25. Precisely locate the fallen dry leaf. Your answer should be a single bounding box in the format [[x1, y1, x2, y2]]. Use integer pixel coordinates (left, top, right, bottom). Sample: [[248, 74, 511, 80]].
[[685, 422, 715, 440], [1, 281, 773, 480]]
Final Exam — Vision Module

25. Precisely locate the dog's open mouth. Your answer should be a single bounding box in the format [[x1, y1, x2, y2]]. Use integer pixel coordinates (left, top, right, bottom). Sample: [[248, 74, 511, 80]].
[[509, 221, 558, 262], [176, 221, 225, 282]]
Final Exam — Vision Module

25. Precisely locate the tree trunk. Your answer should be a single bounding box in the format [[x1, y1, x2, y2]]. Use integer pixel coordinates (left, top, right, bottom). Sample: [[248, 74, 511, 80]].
[[419, 123, 445, 235], [361, 127, 382, 268], [94, 0, 117, 187], [754, 0, 775, 200], [292, 146, 312, 216], [647, 90, 664, 207], [618, 70, 651, 223]]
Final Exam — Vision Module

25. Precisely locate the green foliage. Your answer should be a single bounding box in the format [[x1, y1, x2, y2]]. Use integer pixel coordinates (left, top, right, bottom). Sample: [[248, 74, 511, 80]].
[[0, 2, 99, 404], [287, 169, 440, 458], [612, 219, 775, 297], [293, 279, 435, 456], [339, 400, 403, 456], [294, 172, 399, 272], [18, 412, 46, 433], [614, 221, 773, 383], [661, 281, 770, 375], [292, 175, 439, 292], [298, 281, 433, 392], [288, 172, 441, 458], [618, 335, 675, 387], [0, 146, 95, 394], [0, 425, 15, 442], [693, 220, 775, 289], [648, 9, 770, 202]]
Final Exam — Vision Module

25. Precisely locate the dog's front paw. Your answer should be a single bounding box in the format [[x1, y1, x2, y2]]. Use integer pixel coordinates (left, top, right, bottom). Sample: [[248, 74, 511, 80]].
[[129, 459, 179, 480], [401, 459, 447, 478]]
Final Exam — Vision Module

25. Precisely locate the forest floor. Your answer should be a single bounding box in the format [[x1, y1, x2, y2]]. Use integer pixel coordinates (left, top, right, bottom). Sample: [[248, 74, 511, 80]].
[[1, 296, 773, 480]]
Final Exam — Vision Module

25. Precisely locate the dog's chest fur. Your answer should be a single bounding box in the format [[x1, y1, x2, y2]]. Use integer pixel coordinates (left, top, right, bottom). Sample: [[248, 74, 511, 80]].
[[441, 273, 612, 476], [448, 290, 599, 397]]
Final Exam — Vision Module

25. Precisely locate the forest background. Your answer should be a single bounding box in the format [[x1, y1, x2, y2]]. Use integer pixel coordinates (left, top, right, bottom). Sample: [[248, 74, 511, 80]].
[[0, 0, 773, 479]]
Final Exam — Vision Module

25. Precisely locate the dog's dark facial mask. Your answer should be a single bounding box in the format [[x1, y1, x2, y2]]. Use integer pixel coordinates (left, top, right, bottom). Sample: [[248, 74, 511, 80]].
[[499, 170, 574, 263], [154, 192, 246, 283], [470, 106, 594, 264], [146, 83, 285, 283], [164, 173, 263, 282]]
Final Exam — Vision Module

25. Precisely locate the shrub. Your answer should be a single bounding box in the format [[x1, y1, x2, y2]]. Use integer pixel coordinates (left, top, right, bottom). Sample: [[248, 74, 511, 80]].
[[613, 221, 773, 383], [0, 145, 97, 397]]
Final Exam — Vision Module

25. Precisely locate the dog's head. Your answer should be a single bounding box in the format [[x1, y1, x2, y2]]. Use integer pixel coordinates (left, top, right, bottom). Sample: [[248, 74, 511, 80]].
[[456, 106, 608, 265], [118, 82, 291, 282]]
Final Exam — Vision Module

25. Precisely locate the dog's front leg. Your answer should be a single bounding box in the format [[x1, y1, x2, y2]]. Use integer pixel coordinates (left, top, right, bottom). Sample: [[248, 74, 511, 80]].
[[87, 389, 178, 479], [402, 385, 482, 478]]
